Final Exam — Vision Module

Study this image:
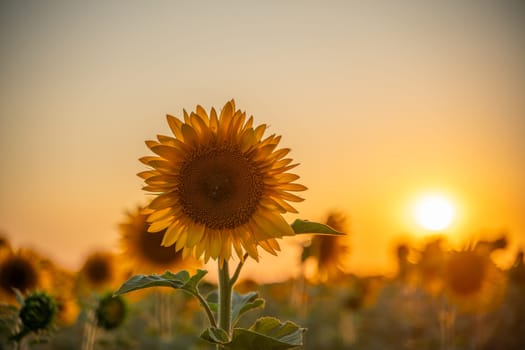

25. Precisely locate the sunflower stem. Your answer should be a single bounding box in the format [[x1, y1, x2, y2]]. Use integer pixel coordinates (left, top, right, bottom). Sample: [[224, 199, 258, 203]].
[[218, 261, 232, 337]]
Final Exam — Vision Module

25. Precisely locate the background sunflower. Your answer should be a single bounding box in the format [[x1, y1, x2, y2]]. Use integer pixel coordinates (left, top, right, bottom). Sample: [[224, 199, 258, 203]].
[[119, 205, 201, 275]]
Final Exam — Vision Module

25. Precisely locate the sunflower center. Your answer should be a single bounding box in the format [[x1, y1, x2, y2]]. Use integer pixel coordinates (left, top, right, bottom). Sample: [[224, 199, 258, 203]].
[[84, 256, 112, 285], [0, 257, 38, 294], [446, 252, 486, 295], [177, 144, 264, 230]]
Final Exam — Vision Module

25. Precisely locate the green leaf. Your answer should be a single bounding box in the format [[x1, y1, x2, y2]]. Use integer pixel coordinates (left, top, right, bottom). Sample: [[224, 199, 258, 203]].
[[231, 291, 265, 326], [200, 327, 230, 344], [205, 291, 218, 313], [114, 269, 208, 296], [205, 291, 265, 327], [291, 219, 345, 235], [228, 317, 305, 350]]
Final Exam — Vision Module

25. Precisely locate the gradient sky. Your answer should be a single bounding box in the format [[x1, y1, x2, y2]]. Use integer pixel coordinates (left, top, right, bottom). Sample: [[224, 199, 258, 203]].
[[1, 1, 524, 281]]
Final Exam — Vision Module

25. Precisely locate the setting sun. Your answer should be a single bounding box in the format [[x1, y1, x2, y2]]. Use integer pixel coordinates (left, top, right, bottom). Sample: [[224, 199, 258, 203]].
[[414, 194, 456, 231]]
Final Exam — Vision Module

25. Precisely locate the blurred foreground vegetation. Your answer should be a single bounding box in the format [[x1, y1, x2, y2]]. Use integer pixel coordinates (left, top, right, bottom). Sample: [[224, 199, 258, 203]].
[[1, 232, 524, 349]]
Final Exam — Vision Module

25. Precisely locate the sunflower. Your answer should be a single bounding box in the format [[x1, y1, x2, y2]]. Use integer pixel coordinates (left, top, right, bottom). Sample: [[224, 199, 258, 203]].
[[119, 205, 201, 274], [443, 248, 506, 313], [302, 212, 350, 283], [76, 251, 122, 296], [0, 249, 49, 304], [139, 100, 306, 264]]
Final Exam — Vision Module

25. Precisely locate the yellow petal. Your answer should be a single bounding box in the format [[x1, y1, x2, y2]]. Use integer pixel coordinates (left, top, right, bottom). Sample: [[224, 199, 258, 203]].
[[186, 224, 205, 247], [253, 124, 267, 142], [210, 107, 219, 132], [183, 109, 191, 124], [181, 124, 198, 146], [161, 223, 185, 246], [276, 173, 300, 183], [148, 218, 173, 232], [273, 190, 305, 202], [242, 115, 254, 131], [278, 183, 308, 192], [195, 105, 209, 124], [148, 193, 178, 210], [137, 170, 157, 180], [240, 129, 256, 152], [157, 134, 177, 147], [253, 211, 294, 237], [139, 156, 160, 165], [175, 230, 188, 251], [166, 114, 184, 140], [150, 145, 181, 161], [209, 233, 222, 259], [258, 239, 277, 256], [146, 207, 173, 222]]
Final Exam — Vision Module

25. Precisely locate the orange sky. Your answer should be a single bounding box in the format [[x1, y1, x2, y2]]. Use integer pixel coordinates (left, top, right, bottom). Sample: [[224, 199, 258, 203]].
[[1, 1, 524, 282]]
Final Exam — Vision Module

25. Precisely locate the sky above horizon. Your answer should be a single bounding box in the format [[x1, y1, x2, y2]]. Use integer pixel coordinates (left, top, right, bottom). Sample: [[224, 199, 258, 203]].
[[1, 0, 524, 282]]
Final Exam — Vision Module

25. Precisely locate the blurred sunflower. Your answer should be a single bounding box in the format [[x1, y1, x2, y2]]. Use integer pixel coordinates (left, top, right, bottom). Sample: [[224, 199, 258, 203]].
[[76, 251, 122, 297], [140, 100, 306, 264], [0, 249, 50, 304], [119, 205, 201, 274], [444, 247, 506, 313], [95, 293, 127, 330], [301, 212, 350, 283]]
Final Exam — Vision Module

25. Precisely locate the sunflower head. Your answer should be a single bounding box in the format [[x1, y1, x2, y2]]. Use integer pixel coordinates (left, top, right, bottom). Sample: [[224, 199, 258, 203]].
[[19, 291, 57, 332], [444, 248, 506, 313], [139, 100, 306, 264], [0, 252, 39, 298], [95, 293, 127, 330], [445, 250, 487, 296], [119, 206, 201, 274], [76, 251, 121, 295]]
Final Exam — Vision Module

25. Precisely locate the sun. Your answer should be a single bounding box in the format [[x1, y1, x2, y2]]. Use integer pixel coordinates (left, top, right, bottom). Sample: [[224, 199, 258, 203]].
[[413, 194, 455, 231]]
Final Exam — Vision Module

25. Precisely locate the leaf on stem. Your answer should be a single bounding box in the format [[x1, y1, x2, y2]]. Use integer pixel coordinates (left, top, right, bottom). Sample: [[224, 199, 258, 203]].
[[201, 317, 305, 350], [113, 269, 208, 296], [291, 219, 344, 235]]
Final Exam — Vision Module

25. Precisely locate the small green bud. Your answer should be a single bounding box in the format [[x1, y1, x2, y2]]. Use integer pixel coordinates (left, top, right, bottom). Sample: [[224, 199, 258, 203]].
[[19, 291, 57, 332], [95, 294, 127, 330]]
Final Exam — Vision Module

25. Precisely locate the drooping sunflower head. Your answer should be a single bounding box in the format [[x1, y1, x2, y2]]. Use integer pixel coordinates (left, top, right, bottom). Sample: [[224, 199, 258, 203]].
[[139, 100, 306, 264], [119, 205, 201, 274]]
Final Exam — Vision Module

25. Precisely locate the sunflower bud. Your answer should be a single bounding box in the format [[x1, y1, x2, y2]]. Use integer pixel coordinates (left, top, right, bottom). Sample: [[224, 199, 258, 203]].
[[95, 294, 127, 330], [19, 291, 57, 332]]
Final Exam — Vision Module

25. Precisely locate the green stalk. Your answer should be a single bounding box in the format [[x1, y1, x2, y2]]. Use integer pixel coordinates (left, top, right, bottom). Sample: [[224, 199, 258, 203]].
[[218, 261, 232, 336]]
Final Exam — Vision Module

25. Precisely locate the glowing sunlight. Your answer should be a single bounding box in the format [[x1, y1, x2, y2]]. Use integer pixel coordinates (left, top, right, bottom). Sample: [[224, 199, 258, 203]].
[[413, 194, 456, 231]]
